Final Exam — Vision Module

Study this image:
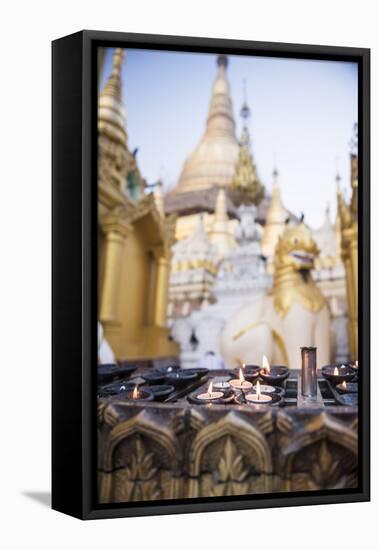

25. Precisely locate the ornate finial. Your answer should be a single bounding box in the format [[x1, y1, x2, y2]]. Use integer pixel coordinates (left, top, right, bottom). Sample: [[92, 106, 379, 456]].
[[217, 54, 228, 68], [272, 153, 279, 179], [111, 48, 125, 77], [335, 170, 341, 189], [230, 122, 264, 206], [240, 79, 251, 121]]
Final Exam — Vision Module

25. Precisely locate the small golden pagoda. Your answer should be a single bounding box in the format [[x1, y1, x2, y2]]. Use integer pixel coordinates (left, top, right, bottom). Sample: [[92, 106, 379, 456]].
[[229, 97, 264, 206], [337, 124, 358, 360], [98, 48, 178, 361]]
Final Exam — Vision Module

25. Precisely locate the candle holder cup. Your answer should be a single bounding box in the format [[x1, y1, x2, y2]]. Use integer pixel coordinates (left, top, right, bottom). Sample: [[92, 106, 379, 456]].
[[165, 370, 198, 388], [321, 364, 356, 385], [119, 388, 154, 402], [185, 367, 209, 380], [188, 387, 234, 405], [142, 370, 166, 385], [144, 385, 175, 401], [260, 366, 289, 387], [97, 363, 137, 384], [232, 365, 260, 383], [235, 392, 283, 407]]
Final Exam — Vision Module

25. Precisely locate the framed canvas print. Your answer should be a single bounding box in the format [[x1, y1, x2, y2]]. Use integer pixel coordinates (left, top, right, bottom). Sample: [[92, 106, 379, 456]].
[[52, 30, 370, 519]]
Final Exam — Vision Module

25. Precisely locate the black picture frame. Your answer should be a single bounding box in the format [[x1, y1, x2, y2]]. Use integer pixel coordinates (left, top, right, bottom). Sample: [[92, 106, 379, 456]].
[[52, 30, 370, 520]]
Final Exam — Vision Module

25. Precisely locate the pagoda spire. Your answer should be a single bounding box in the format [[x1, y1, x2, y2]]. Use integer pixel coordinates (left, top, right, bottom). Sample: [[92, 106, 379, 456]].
[[205, 55, 237, 139], [98, 48, 127, 147], [210, 188, 233, 255], [98, 48, 129, 191], [261, 167, 288, 261], [175, 55, 239, 193]]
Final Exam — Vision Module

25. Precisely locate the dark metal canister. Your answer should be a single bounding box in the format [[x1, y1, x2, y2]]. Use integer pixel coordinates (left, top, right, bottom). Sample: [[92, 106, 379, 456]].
[[301, 346, 317, 397]]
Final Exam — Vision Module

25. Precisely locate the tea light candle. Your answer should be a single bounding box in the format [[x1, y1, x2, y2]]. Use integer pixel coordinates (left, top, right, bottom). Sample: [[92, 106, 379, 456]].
[[337, 380, 347, 393], [246, 381, 272, 404], [197, 381, 224, 401], [213, 380, 231, 391], [229, 369, 253, 392], [123, 385, 154, 402], [321, 364, 356, 385], [256, 384, 276, 393]]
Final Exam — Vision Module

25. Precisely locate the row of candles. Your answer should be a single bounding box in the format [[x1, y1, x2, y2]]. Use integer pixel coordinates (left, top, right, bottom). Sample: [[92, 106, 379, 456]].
[[198, 355, 284, 404], [125, 355, 358, 403]]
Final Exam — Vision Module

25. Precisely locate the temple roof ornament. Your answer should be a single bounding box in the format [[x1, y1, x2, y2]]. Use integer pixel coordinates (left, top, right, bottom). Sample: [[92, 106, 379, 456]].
[[170, 216, 220, 274], [209, 188, 235, 255], [261, 168, 288, 259], [174, 55, 239, 193], [229, 95, 264, 206], [313, 205, 340, 268]]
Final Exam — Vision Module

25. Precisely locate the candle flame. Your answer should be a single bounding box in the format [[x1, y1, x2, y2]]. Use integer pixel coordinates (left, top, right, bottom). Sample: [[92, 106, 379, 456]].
[[242, 363, 246, 369], [262, 355, 270, 373], [132, 385, 139, 399], [355, 360, 358, 369], [341, 381, 347, 389], [333, 367, 339, 376], [207, 381, 213, 395], [239, 368, 245, 384], [256, 380, 261, 399]]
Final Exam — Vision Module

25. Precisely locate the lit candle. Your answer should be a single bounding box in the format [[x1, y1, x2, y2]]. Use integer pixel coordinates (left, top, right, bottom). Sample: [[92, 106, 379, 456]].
[[341, 380, 347, 390], [132, 385, 139, 400], [262, 355, 270, 373], [229, 369, 253, 392], [260, 355, 289, 386], [333, 366, 339, 376], [246, 381, 272, 404], [197, 381, 224, 401]]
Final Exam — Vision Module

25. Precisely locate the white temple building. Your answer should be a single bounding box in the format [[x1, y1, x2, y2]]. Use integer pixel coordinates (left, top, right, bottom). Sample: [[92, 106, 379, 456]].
[[171, 204, 271, 368]]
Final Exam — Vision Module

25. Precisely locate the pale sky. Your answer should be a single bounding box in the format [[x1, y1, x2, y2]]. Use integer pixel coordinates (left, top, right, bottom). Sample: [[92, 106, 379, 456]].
[[100, 48, 358, 229]]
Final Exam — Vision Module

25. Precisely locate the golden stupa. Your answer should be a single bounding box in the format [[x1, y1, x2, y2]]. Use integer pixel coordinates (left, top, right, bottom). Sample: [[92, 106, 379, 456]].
[[175, 55, 239, 193], [98, 48, 178, 361]]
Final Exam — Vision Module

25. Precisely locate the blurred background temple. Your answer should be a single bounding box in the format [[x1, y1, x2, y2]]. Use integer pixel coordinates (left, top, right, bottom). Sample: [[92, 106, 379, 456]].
[[97, 48, 358, 366]]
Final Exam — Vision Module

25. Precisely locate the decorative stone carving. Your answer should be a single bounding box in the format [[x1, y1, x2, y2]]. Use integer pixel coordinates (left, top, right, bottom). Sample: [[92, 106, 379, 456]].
[[188, 412, 272, 497], [98, 410, 179, 503], [279, 412, 358, 492], [98, 401, 358, 504]]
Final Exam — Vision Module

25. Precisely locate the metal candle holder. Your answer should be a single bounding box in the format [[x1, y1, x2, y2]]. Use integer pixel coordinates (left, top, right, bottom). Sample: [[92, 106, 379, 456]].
[[301, 346, 317, 397]]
